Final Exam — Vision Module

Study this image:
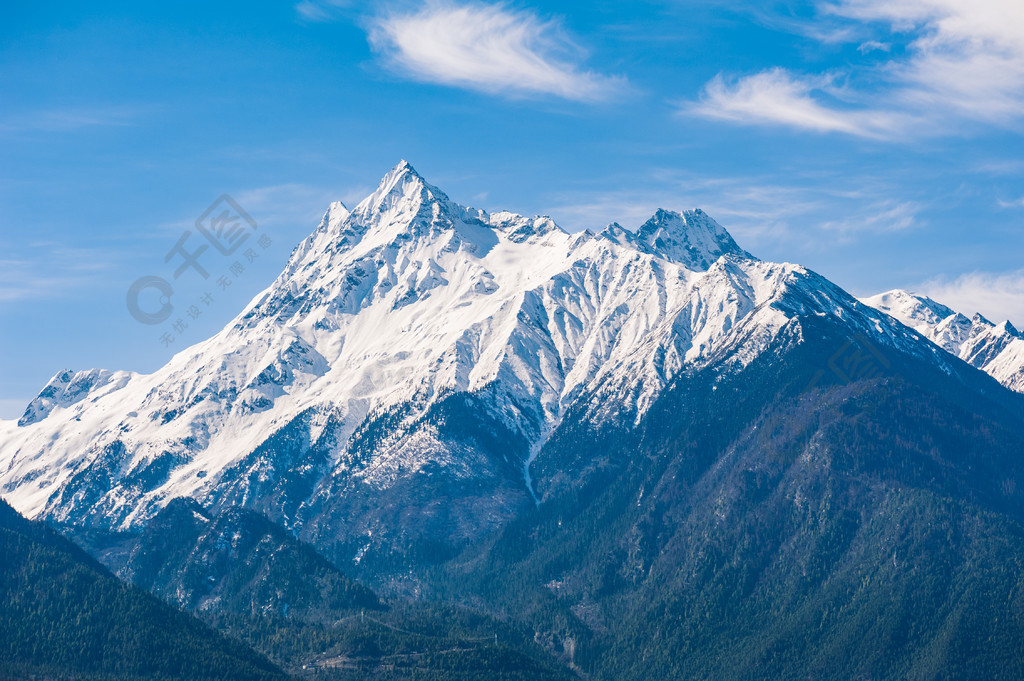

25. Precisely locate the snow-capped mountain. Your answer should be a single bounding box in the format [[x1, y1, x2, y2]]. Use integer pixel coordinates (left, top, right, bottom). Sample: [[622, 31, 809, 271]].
[[862, 289, 1024, 392], [0, 162, 954, 560]]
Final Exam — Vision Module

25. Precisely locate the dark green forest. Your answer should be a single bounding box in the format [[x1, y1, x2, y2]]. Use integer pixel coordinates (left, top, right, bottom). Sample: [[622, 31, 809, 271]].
[[0, 499, 286, 681]]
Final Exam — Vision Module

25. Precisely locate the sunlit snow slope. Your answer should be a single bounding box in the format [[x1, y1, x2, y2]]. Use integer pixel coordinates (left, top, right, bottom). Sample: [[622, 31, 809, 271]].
[[0, 162, 949, 545]]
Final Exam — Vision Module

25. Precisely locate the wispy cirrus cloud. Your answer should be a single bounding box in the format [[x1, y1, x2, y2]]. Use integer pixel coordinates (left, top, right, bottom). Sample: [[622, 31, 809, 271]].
[[294, 0, 352, 23], [0, 181, 363, 304], [542, 168, 923, 249], [368, 2, 626, 101], [0, 244, 118, 303], [0, 105, 143, 134], [231, 183, 358, 226], [685, 0, 1024, 139], [819, 199, 920, 233]]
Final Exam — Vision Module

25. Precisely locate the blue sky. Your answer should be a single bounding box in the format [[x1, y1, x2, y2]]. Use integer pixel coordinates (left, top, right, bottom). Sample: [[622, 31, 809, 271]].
[[1, 0, 1023, 418]]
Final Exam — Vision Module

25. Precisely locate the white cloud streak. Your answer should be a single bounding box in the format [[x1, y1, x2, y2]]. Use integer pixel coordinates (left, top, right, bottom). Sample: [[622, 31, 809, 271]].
[[687, 0, 1024, 138], [691, 69, 911, 139], [857, 40, 891, 53], [368, 2, 625, 101], [919, 269, 1024, 326]]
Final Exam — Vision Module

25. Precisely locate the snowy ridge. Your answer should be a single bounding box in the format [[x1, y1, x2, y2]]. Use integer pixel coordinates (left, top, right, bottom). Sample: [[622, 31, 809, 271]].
[[0, 162, 955, 530], [862, 289, 1024, 392]]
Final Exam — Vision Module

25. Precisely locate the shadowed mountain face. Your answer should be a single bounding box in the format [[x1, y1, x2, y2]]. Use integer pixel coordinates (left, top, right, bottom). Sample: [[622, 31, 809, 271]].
[[434, 314, 1024, 680], [72, 499, 575, 681], [4, 163, 1024, 680], [89, 497, 382, 619], [0, 498, 287, 681]]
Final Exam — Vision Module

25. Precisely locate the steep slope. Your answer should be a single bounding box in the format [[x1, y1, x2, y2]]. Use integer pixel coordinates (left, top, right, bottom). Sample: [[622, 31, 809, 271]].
[[862, 289, 1024, 391], [73, 500, 573, 681], [435, 312, 1024, 681], [0, 162, 953, 571], [0, 497, 287, 681], [87, 497, 382, 619]]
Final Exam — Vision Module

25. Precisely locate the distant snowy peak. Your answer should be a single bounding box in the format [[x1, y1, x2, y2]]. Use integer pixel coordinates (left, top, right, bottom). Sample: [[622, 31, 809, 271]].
[[862, 288, 1024, 392], [598, 209, 751, 271], [637, 208, 752, 269], [861, 289, 965, 354], [862, 290, 955, 332]]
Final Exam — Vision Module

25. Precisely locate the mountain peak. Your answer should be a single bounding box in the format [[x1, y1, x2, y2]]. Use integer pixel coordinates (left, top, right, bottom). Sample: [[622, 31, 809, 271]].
[[594, 210, 751, 269], [863, 289, 956, 325], [599, 222, 641, 249], [19, 368, 123, 427], [634, 208, 750, 270], [322, 200, 349, 227], [384, 158, 422, 186], [995, 319, 1021, 337], [352, 160, 449, 221]]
